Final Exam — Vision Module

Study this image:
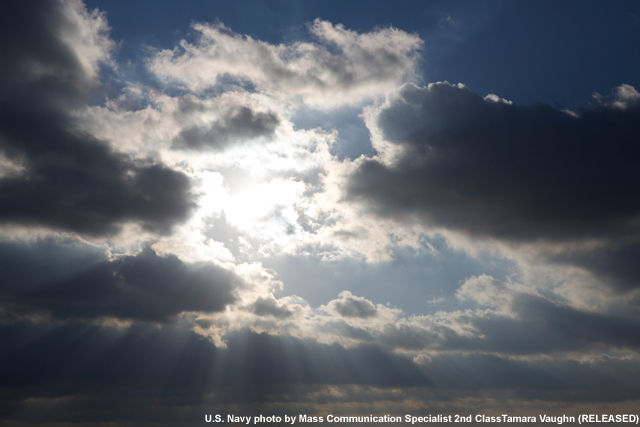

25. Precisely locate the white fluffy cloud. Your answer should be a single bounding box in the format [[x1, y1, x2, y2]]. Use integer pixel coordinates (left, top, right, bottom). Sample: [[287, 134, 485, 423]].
[[149, 19, 422, 106], [60, 0, 115, 80]]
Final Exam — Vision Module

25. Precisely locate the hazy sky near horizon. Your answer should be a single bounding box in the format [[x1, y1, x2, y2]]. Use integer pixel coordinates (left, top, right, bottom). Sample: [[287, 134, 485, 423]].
[[1, 0, 640, 425]]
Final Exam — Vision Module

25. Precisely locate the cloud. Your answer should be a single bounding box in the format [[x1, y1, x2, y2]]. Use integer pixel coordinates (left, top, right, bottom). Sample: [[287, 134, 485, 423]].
[[2, 2, 640, 423], [247, 296, 293, 319], [347, 82, 640, 243], [177, 269, 640, 357], [329, 291, 378, 318], [452, 293, 640, 354], [6, 321, 639, 402], [415, 275, 640, 355], [339, 81, 640, 299], [1, 324, 639, 426], [172, 105, 279, 151], [0, 0, 194, 236], [0, 240, 241, 322], [455, 274, 516, 311], [549, 241, 640, 291], [246, 275, 640, 356], [421, 352, 640, 402], [0, 0, 113, 93], [0, 324, 431, 395], [149, 19, 422, 106]]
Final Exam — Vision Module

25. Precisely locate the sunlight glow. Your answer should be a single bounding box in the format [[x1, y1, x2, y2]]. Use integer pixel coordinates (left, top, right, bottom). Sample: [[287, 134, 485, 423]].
[[225, 179, 304, 233]]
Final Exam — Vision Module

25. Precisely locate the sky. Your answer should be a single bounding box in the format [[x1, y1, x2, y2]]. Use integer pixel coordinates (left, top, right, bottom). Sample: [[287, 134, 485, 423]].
[[1, 0, 640, 425]]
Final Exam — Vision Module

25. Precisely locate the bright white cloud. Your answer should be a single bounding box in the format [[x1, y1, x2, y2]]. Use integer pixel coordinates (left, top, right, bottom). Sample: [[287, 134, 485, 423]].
[[61, 0, 115, 79], [149, 19, 422, 107]]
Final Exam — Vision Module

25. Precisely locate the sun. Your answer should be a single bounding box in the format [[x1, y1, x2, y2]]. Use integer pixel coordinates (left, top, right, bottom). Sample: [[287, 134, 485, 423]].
[[222, 179, 305, 238]]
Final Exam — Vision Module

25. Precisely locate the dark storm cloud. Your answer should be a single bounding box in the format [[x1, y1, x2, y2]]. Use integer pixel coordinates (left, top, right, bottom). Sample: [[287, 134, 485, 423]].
[[172, 105, 279, 151], [0, 0, 194, 236], [0, 240, 240, 322], [347, 82, 640, 242]]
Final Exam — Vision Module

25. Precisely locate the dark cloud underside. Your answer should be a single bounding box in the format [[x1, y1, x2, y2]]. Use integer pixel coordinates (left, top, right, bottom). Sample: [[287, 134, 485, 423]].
[[0, 325, 639, 425], [248, 297, 293, 319], [0, 0, 194, 236], [348, 82, 640, 242], [550, 241, 640, 291], [172, 106, 279, 151], [0, 241, 240, 322], [446, 294, 640, 354], [333, 295, 377, 318]]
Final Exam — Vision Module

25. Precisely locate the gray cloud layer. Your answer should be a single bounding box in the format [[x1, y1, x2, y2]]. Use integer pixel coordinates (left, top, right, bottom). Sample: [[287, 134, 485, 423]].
[[1, 325, 638, 426]]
